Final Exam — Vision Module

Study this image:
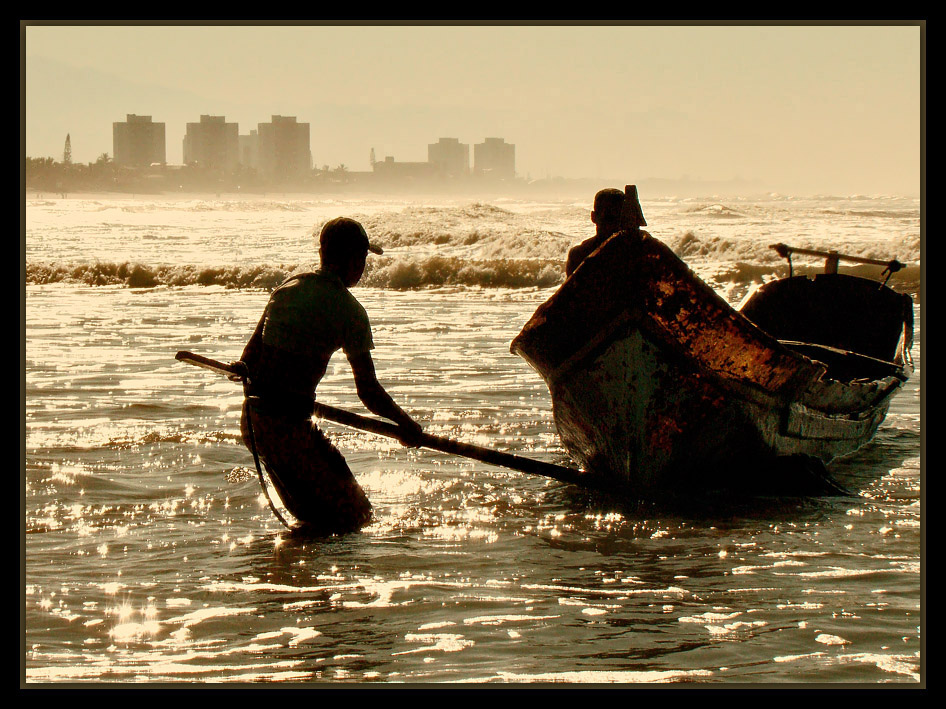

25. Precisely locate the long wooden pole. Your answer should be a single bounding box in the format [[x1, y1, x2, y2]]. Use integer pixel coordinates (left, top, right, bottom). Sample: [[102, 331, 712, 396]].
[[311, 400, 584, 486], [175, 351, 585, 487]]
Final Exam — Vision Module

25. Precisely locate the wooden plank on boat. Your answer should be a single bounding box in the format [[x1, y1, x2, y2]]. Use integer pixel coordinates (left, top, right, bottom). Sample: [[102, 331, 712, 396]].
[[782, 402, 886, 441]]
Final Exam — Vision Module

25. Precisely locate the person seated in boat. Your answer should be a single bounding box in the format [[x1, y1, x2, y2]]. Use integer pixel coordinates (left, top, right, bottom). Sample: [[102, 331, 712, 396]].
[[565, 188, 645, 277], [236, 217, 424, 534]]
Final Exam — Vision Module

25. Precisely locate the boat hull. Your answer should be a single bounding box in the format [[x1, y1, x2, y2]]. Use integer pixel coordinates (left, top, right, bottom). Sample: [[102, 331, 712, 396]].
[[511, 230, 910, 490]]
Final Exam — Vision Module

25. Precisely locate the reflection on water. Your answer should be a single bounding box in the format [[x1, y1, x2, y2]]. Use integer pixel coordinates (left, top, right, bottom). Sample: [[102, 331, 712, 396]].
[[25, 196, 921, 684]]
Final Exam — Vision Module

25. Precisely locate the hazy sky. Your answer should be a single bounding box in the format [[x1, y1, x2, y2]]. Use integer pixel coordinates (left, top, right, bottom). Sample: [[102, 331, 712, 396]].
[[23, 22, 923, 195]]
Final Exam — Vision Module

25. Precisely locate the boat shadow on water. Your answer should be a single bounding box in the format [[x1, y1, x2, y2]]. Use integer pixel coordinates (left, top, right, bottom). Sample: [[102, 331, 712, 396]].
[[541, 443, 917, 528]]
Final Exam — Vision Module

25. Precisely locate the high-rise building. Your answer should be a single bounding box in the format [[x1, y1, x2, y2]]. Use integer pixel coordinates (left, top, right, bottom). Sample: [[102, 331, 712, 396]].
[[474, 138, 515, 179], [428, 138, 470, 178], [239, 130, 259, 170], [256, 115, 311, 180], [113, 114, 166, 167], [183, 115, 239, 171]]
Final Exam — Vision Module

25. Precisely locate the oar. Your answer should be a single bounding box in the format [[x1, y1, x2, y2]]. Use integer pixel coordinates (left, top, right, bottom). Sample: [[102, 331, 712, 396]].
[[770, 243, 904, 270], [770, 242, 904, 283], [175, 351, 585, 486]]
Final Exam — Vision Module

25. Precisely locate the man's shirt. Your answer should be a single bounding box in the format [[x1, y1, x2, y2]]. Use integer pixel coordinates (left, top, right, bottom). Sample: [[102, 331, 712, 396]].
[[243, 270, 374, 402]]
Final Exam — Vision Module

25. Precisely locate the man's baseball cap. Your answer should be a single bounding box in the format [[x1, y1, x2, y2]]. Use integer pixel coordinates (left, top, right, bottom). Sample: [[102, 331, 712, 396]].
[[319, 217, 384, 256]]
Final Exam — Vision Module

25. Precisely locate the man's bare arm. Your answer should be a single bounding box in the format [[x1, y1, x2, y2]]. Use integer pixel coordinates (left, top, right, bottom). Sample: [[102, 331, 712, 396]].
[[348, 351, 423, 444]]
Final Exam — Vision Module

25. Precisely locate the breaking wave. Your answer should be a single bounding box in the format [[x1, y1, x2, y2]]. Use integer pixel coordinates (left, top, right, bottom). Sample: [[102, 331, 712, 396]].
[[25, 251, 920, 295], [679, 204, 747, 219], [24, 203, 921, 294], [25, 257, 569, 290], [26, 261, 300, 290]]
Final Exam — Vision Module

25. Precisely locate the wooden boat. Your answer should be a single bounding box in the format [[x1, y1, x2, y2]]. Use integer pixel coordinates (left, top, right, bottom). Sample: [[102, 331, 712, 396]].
[[510, 187, 914, 493]]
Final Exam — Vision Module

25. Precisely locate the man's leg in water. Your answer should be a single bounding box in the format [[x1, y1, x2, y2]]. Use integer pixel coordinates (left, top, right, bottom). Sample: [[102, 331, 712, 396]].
[[241, 402, 373, 532]]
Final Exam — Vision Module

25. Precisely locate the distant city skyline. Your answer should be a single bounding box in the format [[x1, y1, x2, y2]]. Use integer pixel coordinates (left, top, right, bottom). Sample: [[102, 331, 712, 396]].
[[109, 111, 516, 178], [23, 23, 923, 195], [27, 64, 526, 178]]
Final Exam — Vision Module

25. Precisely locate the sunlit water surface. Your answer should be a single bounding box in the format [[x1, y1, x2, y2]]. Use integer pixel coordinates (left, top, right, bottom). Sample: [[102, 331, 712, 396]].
[[25, 194, 922, 684]]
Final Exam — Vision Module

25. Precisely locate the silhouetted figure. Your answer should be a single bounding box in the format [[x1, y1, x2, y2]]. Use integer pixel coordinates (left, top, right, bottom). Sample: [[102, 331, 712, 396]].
[[238, 217, 423, 534], [565, 187, 647, 277]]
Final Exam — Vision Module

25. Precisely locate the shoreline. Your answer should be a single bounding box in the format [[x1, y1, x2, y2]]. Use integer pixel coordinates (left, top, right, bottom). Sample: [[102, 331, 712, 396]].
[[25, 188, 923, 203]]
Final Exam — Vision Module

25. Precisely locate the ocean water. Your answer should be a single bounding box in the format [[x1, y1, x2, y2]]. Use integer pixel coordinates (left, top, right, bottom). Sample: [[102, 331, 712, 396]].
[[24, 191, 922, 684]]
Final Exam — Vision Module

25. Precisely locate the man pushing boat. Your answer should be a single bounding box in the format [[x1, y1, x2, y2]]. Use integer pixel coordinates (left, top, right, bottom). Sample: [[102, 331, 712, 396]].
[[235, 217, 424, 534], [176, 214, 587, 532]]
